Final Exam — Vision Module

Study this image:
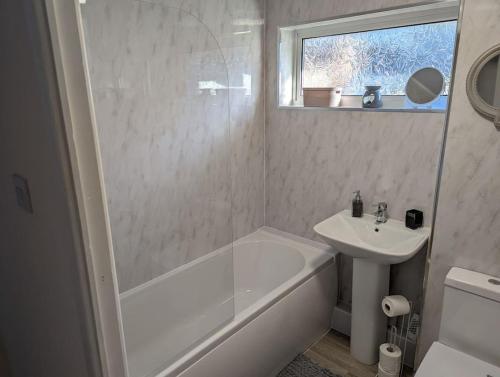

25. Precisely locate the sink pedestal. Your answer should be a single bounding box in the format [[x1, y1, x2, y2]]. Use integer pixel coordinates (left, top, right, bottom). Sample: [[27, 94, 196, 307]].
[[350, 258, 389, 365]]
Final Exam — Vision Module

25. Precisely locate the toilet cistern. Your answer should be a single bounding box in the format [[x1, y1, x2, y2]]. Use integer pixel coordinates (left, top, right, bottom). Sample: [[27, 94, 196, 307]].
[[415, 268, 500, 377]]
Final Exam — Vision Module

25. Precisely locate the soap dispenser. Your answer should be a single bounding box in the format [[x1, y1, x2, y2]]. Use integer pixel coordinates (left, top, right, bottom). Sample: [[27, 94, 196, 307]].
[[352, 191, 363, 218]]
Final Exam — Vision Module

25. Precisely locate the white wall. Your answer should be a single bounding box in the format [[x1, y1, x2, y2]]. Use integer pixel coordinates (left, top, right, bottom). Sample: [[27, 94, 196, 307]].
[[0, 2, 100, 376], [419, 0, 500, 362], [265, 0, 447, 312]]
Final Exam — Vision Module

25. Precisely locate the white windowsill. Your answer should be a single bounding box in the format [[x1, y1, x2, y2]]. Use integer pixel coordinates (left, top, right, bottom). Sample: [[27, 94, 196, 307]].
[[277, 105, 447, 114], [278, 95, 448, 114]]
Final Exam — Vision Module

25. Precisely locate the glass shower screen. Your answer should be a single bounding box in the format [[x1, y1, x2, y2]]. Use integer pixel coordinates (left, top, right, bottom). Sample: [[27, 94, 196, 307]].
[[80, 1, 234, 376]]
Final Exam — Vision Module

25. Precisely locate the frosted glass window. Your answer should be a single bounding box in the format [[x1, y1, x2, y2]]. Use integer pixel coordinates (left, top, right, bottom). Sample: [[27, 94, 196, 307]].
[[302, 21, 457, 95]]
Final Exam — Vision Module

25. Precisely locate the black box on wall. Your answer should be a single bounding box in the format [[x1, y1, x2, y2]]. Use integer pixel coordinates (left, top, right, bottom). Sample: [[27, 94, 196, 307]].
[[406, 209, 423, 229]]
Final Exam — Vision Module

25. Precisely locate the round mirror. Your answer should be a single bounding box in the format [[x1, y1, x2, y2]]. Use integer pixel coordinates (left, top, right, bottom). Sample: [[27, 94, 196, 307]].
[[466, 44, 500, 128], [405, 67, 445, 105]]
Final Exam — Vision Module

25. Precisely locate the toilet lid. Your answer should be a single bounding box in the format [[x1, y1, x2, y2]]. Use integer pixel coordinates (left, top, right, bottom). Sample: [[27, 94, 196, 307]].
[[416, 342, 500, 377]]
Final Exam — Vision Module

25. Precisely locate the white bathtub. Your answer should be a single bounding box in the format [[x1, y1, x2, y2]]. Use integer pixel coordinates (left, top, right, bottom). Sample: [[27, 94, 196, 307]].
[[120, 227, 337, 377]]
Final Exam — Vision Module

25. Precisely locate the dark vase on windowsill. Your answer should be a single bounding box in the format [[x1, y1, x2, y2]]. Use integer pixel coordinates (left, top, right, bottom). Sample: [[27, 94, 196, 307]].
[[362, 85, 383, 108]]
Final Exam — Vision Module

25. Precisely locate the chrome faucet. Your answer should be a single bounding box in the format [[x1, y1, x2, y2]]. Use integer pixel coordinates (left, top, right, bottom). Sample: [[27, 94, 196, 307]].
[[374, 202, 388, 224]]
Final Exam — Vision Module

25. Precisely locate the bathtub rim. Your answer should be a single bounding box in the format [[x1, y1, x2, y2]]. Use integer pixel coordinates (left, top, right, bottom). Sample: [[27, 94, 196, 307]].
[[120, 226, 334, 301]]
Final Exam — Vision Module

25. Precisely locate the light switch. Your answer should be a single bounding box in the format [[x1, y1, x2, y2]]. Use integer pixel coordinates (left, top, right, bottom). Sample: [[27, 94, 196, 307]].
[[12, 174, 33, 214]]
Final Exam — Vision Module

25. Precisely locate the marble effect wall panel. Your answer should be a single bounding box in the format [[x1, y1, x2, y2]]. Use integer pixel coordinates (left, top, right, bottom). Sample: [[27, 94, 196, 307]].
[[265, 0, 447, 310], [419, 0, 500, 363], [82, 0, 265, 292], [172, 0, 266, 241]]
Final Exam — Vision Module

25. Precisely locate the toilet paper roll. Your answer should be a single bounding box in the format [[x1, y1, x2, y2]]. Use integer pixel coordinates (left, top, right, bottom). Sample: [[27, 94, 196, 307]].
[[382, 295, 410, 317], [379, 343, 401, 374], [378, 363, 399, 377]]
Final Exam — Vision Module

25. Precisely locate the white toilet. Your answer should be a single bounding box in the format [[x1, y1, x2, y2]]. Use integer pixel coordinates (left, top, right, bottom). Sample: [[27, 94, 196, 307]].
[[416, 267, 500, 377]]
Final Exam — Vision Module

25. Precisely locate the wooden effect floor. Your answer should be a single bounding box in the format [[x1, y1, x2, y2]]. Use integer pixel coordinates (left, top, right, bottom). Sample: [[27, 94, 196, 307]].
[[305, 331, 414, 377]]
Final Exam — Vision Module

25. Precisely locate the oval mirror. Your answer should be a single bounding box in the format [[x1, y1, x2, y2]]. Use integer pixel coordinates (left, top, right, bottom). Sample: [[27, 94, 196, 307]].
[[405, 67, 445, 106], [466, 44, 500, 128]]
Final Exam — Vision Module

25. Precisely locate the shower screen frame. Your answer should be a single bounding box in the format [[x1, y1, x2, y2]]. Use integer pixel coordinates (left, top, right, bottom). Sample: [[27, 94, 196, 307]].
[[43, 1, 134, 376], [44, 1, 236, 377]]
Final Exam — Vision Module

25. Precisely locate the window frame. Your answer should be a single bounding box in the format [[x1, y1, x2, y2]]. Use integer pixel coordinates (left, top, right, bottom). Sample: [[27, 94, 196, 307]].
[[283, 1, 459, 109]]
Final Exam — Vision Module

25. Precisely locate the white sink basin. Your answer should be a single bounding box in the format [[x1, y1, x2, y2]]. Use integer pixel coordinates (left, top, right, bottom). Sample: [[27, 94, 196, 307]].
[[314, 209, 430, 365], [313, 210, 430, 264]]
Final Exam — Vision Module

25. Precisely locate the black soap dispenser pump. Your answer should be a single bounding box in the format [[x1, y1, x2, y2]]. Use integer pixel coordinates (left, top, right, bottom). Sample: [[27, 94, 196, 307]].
[[352, 190, 363, 218]]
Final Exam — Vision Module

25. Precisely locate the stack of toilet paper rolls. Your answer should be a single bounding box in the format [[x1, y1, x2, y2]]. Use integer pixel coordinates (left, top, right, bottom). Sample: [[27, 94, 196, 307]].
[[378, 343, 402, 377]]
